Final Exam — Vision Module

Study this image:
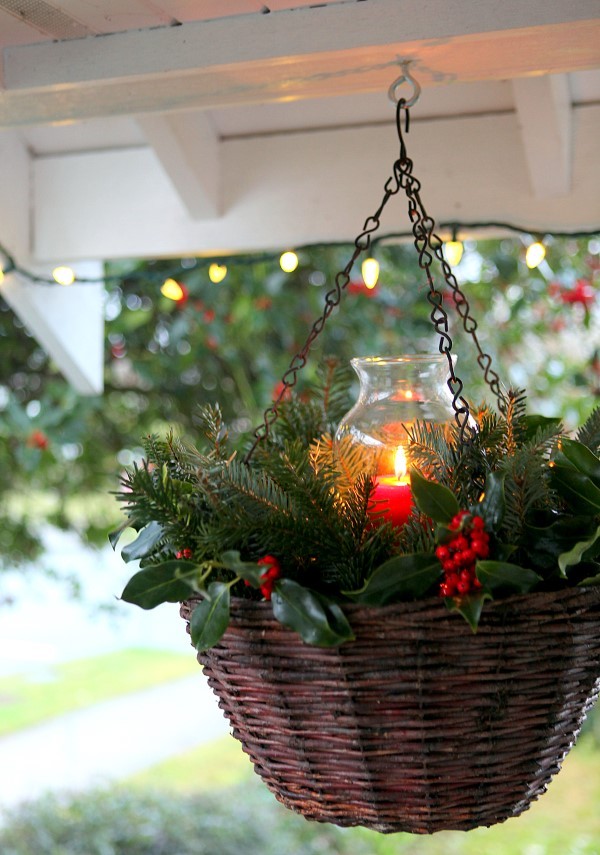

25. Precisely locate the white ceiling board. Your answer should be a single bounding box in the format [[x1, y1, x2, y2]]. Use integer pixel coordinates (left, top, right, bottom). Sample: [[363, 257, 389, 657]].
[[137, 111, 221, 218], [513, 75, 572, 199], [32, 105, 600, 263], [20, 116, 147, 155], [2, 0, 598, 128]]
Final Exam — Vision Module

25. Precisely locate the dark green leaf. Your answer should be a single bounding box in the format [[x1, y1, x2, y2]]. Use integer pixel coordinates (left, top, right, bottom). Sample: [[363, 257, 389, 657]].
[[558, 524, 600, 577], [190, 582, 231, 651], [550, 465, 600, 514], [121, 561, 197, 609], [108, 519, 131, 550], [444, 592, 490, 632], [410, 468, 460, 524], [120, 521, 164, 563], [523, 414, 561, 440], [347, 554, 441, 605], [271, 579, 354, 646], [524, 516, 599, 572], [476, 560, 542, 594], [478, 471, 506, 529], [578, 571, 600, 586], [220, 550, 264, 586], [556, 438, 600, 485]]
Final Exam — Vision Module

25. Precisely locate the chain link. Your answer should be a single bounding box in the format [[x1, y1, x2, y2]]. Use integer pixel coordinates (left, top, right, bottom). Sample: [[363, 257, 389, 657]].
[[245, 94, 506, 461]]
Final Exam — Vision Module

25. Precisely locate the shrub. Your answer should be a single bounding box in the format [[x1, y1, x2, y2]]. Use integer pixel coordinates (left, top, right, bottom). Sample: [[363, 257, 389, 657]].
[[0, 784, 372, 855]]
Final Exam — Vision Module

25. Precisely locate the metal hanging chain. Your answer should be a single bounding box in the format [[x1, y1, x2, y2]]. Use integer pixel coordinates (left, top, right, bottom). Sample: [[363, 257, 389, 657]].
[[245, 64, 505, 462], [393, 102, 507, 416]]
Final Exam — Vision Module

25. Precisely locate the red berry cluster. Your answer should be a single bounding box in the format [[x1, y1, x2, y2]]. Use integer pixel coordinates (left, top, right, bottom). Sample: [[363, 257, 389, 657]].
[[257, 555, 282, 601], [435, 511, 489, 598], [176, 548, 193, 559]]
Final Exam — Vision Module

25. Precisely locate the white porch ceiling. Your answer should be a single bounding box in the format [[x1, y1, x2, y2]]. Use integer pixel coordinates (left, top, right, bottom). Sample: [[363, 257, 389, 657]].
[[0, 0, 598, 394]]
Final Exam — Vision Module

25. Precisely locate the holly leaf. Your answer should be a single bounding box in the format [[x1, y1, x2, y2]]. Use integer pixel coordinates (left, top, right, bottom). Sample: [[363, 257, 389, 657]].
[[346, 554, 441, 605], [550, 466, 600, 514], [271, 579, 354, 646], [220, 550, 264, 586], [476, 561, 541, 595], [558, 524, 600, 577], [524, 414, 561, 439], [108, 519, 131, 550], [524, 516, 597, 572], [556, 438, 600, 486], [444, 592, 491, 632], [121, 561, 198, 609], [578, 571, 600, 587], [410, 468, 460, 524], [190, 582, 231, 651], [478, 471, 506, 529], [120, 521, 164, 562]]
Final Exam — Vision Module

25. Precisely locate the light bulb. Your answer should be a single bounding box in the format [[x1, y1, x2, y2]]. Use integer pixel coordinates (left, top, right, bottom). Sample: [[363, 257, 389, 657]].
[[209, 263, 227, 284], [361, 257, 380, 289], [160, 278, 186, 301], [280, 251, 299, 273], [52, 266, 75, 286], [526, 241, 546, 269], [0, 267, 4, 284], [444, 240, 464, 267]]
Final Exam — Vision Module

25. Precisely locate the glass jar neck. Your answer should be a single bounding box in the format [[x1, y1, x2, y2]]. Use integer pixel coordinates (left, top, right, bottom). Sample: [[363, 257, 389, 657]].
[[351, 355, 451, 402]]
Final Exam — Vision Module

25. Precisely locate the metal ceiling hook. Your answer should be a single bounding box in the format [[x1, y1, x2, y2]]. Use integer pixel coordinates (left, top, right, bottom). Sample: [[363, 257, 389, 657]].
[[387, 61, 421, 107]]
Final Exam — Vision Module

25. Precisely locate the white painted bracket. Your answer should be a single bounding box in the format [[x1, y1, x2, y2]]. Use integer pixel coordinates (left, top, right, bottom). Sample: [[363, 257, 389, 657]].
[[137, 111, 221, 219], [0, 264, 105, 395], [513, 73, 572, 198]]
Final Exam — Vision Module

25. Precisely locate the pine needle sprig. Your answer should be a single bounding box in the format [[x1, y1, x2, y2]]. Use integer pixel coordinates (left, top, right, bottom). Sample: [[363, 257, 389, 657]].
[[577, 406, 600, 455]]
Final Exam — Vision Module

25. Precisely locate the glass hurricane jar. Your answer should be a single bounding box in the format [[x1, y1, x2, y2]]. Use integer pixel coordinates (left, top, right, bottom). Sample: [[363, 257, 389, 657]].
[[334, 355, 458, 526]]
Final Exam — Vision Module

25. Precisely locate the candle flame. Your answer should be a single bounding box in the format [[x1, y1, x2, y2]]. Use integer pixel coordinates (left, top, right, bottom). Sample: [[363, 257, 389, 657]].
[[394, 446, 409, 483]]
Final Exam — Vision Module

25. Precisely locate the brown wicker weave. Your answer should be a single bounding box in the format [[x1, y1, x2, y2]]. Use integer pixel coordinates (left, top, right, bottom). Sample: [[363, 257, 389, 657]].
[[180, 586, 600, 834]]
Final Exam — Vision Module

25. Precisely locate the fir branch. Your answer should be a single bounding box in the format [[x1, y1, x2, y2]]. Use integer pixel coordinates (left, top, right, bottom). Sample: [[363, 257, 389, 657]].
[[577, 406, 600, 455]]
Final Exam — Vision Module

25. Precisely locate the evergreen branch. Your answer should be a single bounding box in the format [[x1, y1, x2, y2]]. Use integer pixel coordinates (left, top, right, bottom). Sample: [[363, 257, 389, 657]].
[[578, 406, 600, 455]]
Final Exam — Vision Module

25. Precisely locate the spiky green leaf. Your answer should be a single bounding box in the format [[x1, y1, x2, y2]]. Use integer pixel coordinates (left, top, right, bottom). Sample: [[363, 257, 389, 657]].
[[120, 521, 165, 563], [558, 524, 600, 577], [271, 579, 354, 646], [410, 468, 460, 524], [190, 582, 231, 651], [121, 561, 198, 609], [347, 554, 441, 604], [476, 560, 541, 594]]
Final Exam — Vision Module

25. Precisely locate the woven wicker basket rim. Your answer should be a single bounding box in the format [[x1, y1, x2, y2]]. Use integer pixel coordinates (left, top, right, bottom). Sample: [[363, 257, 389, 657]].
[[184, 585, 600, 624]]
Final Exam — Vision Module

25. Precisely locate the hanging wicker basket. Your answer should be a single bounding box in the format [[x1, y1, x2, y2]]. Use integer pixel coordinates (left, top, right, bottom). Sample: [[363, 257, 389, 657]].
[[181, 586, 600, 834]]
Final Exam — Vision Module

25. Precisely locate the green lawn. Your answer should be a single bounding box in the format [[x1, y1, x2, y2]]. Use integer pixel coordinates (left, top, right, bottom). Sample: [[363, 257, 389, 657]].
[[128, 734, 600, 855], [0, 647, 198, 736]]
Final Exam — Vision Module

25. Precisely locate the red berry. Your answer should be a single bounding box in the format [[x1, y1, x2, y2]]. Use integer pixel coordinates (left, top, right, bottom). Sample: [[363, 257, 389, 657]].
[[453, 535, 469, 552], [457, 580, 471, 595], [459, 569, 472, 583], [440, 583, 452, 597], [471, 539, 489, 559], [446, 573, 459, 591], [471, 515, 485, 531], [472, 577, 483, 589], [461, 548, 476, 565], [436, 545, 450, 562]]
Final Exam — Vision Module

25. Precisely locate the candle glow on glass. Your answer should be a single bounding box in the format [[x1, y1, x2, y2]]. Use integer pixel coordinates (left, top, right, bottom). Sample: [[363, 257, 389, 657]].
[[369, 444, 413, 529]]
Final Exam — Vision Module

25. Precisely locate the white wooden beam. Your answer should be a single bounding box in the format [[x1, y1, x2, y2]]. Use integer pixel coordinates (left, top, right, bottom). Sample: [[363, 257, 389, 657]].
[[31, 106, 600, 263], [1, 0, 599, 126], [513, 74, 573, 198], [0, 266, 104, 395], [137, 111, 221, 219]]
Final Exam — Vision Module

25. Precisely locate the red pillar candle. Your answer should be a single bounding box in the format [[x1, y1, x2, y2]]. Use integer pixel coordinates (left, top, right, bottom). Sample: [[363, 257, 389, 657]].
[[369, 447, 414, 529]]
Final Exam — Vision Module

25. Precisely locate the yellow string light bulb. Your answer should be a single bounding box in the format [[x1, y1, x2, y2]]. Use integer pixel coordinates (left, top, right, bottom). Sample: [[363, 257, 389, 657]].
[[208, 263, 227, 284], [361, 257, 380, 289], [160, 278, 186, 301], [0, 267, 4, 284], [280, 251, 299, 273], [525, 240, 546, 269], [52, 266, 75, 286], [444, 239, 464, 267]]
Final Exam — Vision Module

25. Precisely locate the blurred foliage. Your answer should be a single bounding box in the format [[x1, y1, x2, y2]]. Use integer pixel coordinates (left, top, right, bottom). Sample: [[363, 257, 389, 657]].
[[0, 235, 598, 571]]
